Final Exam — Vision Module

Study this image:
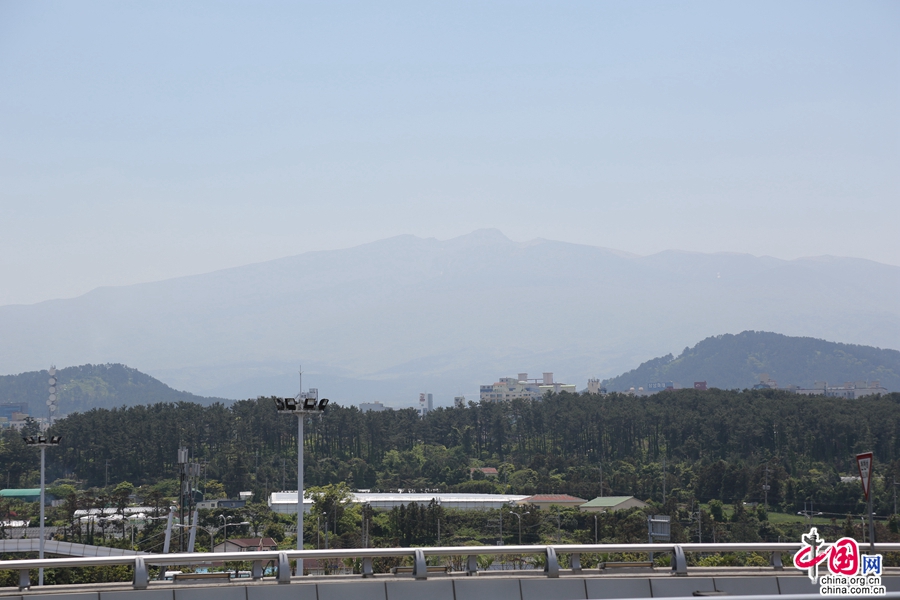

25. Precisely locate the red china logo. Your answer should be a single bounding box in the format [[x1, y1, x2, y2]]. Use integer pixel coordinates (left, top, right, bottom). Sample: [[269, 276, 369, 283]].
[[793, 528, 884, 596]]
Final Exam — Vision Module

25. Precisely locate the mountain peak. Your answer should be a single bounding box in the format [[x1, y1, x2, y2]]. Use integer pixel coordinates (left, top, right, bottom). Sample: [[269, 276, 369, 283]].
[[446, 228, 513, 245]]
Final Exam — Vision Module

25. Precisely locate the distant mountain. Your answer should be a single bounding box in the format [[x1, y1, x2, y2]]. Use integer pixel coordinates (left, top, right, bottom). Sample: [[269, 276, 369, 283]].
[[602, 331, 900, 392], [0, 364, 228, 417], [0, 230, 898, 406]]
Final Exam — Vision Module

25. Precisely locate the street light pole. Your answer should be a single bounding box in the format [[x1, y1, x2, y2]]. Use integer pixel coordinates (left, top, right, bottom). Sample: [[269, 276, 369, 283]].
[[298, 408, 305, 553], [435, 498, 442, 546], [511, 510, 529, 545], [40, 445, 45, 582], [23, 435, 62, 586], [274, 369, 329, 561], [219, 514, 232, 548], [555, 509, 561, 544]]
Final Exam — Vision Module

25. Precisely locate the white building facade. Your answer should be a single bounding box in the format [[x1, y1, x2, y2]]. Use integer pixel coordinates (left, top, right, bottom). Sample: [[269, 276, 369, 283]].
[[480, 372, 576, 402], [268, 491, 529, 514]]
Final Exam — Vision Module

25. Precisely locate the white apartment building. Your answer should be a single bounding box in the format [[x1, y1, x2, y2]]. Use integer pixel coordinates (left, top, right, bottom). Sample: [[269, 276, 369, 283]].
[[480, 372, 576, 402]]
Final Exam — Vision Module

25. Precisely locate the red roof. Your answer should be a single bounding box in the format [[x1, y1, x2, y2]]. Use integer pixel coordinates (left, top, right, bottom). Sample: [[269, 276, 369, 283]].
[[524, 494, 586, 503]]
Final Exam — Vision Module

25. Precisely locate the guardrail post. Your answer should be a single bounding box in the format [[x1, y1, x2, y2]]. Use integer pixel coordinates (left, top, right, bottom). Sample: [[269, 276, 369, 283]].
[[362, 557, 374, 578], [18, 569, 30, 591], [771, 551, 783, 570], [413, 549, 427, 580], [466, 554, 478, 576], [133, 556, 149, 590], [569, 552, 581, 572], [671, 544, 687, 576], [252, 560, 264, 580], [277, 552, 291, 584], [544, 547, 559, 578]]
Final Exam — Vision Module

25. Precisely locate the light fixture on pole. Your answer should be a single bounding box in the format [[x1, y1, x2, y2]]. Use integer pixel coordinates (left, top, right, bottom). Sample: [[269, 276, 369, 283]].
[[197, 516, 250, 552], [47, 367, 59, 428], [511, 510, 529, 545], [218, 514, 233, 548], [274, 367, 329, 574], [23, 434, 62, 586]]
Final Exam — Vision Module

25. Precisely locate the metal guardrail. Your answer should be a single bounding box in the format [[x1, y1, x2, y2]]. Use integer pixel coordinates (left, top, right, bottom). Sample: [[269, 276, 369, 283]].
[[5, 542, 900, 592]]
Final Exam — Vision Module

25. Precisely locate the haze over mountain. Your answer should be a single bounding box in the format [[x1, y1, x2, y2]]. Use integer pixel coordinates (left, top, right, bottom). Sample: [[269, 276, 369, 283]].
[[603, 331, 900, 393], [1, 230, 898, 407]]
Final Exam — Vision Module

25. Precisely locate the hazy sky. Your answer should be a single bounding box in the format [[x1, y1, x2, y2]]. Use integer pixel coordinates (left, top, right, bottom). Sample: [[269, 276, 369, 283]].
[[1, 1, 897, 306]]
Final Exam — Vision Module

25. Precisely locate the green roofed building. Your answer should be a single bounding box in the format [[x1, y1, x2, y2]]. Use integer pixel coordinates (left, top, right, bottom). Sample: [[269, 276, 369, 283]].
[[0, 489, 43, 503], [579, 495, 648, 512]]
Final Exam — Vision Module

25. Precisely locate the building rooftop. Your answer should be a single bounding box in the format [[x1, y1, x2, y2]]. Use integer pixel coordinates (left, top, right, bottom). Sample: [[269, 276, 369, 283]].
[[523, 494, 586, 503], [271, 491, 529, 504], [0, 489, 41, 497], [579, 496, 639, 508]]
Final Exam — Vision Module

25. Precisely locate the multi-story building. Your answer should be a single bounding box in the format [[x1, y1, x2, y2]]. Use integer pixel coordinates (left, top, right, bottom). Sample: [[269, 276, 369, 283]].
[[453, 395, 466, 408], [0, 403, 28, 420], [480, 372, 576, 402], [418, 393, 433, 417], [795, 381, 888, 399], [359, 401, 391, 413], [586, 378, 607, 395]]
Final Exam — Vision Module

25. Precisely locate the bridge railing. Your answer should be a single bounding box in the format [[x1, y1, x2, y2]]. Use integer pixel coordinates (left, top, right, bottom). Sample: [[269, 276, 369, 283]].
[[5, 542, 900, 591]]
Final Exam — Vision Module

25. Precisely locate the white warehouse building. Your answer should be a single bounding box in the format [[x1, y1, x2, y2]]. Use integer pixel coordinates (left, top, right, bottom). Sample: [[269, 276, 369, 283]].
[[268, 491, 528, 514]]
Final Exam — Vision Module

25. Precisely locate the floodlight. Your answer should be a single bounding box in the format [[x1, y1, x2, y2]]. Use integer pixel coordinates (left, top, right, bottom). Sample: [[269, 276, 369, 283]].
[[50, 436, 62, 444], [273, 366, 327, 558]]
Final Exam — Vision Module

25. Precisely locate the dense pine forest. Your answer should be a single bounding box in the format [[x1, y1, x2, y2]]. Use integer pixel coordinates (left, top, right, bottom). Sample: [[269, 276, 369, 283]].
[[4, 388, 900, 579], [3, 388, 899, 514]]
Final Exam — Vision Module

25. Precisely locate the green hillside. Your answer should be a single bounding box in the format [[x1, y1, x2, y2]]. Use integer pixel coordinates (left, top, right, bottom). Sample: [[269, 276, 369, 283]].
[[0, 363, 228, 417], [603, 331, 900, 392]]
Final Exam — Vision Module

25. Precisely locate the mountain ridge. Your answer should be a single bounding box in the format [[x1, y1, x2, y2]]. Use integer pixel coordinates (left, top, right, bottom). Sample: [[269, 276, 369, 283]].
[[1, 230, 898, 404]]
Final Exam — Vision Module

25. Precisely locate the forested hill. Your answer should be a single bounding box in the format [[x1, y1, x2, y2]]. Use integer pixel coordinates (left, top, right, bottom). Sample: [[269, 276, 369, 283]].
[[603, 331, 900, 392], [0, 364, 228, 415], [21, 389, 900, 517]]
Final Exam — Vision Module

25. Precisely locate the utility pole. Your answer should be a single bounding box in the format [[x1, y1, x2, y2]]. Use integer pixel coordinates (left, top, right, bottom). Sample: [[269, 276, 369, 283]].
[[599, 464, 603, 497], [763, 464, 770, 512], [662, 456, 667, 504], [555, 509, 562, 543], [697, 507, 702, 544], [893, 476, 897, 516]]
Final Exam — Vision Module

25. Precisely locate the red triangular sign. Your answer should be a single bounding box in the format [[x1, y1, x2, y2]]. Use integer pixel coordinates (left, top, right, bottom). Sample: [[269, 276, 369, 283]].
[[857, 452, 874, 500]]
